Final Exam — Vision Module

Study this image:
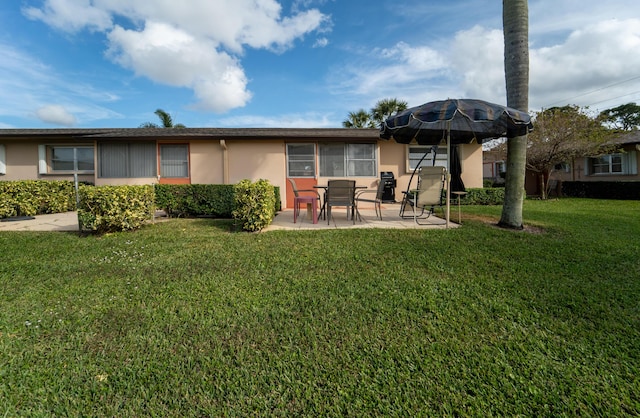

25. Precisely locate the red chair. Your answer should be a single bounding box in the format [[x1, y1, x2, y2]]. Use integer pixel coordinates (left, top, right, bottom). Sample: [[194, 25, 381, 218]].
[[288, 179, 320, 224]]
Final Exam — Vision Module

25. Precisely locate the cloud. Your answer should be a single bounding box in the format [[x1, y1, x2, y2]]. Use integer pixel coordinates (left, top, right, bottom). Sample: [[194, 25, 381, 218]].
[[0, 42, 123, 126], [328, 17, 640, 115], [215, 112, 335, 128], [314, 37, 329, 48], [35, 105, 77, 126], [24, 0, 330, 113], [22, 0, 112, 32], [106, 21, 252, 112]]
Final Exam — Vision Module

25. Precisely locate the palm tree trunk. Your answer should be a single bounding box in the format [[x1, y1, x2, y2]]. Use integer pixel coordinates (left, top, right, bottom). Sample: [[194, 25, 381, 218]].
[[499, 0, 529, 230]]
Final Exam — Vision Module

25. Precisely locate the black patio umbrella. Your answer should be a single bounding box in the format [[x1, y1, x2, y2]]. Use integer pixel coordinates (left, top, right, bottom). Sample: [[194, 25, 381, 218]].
[[380, 98, 533, 227]]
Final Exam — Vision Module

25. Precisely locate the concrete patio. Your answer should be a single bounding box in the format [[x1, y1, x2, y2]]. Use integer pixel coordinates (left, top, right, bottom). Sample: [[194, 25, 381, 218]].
[[265, 203, 458, 231], [0, 203, 459, 232]]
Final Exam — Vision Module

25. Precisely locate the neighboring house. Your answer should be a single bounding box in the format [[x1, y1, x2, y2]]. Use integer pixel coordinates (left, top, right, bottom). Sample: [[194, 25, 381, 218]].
[[482, 150, 506, 184], [482, 131, 640, 196], [0, 128, 484, 209], [551, 131, 640, 184]]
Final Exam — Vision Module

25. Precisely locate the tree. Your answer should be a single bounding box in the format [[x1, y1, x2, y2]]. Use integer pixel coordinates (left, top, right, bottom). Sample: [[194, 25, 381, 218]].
[[140, 109, 186, 128], [370, 98, 408, 126], [342, 109, 375, 128], [499, 0, 529, 230], [495, 105, 615, 199], [343, 98, 408, 129], [599, 103, 640, 131]]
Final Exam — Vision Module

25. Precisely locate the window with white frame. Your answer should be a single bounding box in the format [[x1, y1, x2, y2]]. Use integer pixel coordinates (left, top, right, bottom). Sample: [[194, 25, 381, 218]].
[[38, 145, 94, 174], [586, 151, 638, 176], [287, 143, 316, 177], [319, 143, 376, 177], [98, 142, 156, 178], [408, 145, 447, 172]]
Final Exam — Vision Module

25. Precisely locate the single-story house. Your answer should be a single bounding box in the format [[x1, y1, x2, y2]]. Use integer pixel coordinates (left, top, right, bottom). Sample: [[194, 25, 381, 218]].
[[551, 130, 639, 184], [0, 128, 484, 209]]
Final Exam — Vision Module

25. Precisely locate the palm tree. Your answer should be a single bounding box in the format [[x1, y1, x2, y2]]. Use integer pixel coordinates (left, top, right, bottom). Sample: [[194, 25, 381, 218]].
[[498, 0, 529, 230], [342, 109, 375, 128], [139, 109, 186, 128], [371, 98, 408, 125]]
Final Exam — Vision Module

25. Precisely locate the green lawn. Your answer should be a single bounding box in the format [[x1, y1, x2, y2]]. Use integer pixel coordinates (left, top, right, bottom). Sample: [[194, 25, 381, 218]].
[[1, 198, 639, 416]]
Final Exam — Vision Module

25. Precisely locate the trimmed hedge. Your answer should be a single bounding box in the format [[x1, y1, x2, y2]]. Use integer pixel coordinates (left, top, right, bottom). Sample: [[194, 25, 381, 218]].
[[459, 187, 505, 205], [562, 181, 640, 200], [155, 183, 281, 218], [155, 184, 235, 218], [0, 180, 77, 218], [232, 179, 276, 232], [77, 185, 155, 233]]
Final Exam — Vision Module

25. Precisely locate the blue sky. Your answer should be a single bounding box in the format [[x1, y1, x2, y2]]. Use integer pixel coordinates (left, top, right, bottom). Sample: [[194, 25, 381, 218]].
[[1, 0, 640, 128]]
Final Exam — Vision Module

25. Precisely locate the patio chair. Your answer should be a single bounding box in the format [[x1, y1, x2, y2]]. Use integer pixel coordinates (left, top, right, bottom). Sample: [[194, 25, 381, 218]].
[[399, 166, 446, 224], [288, 178, 321, 223], [326, 179, 356, 224], [355, 180, 385, 221]]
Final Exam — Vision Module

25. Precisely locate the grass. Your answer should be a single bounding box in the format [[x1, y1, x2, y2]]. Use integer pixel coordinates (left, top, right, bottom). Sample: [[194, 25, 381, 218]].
[[1, 198, 639, 416]]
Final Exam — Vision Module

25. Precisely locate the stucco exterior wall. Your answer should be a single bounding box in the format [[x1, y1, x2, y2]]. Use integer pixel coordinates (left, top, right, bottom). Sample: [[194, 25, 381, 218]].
[[1, 142, 39, 181], [227, 140, 287, 202], [189, 141, 224, 184]]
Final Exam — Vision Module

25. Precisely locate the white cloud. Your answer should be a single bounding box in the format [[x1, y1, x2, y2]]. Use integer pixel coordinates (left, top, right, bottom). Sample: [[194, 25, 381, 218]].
[[24, 0, 330, 113], [215, 112, 335, 128], [329, 16, 640, 116], [35, 105, 77, 126], [23, 0, 112, 32], [314, 37, 329, 48], [0, 42, 122, 126]]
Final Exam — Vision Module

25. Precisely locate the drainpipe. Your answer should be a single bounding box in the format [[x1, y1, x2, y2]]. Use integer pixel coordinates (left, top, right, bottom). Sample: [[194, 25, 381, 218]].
[[220, 139, 229, 184]]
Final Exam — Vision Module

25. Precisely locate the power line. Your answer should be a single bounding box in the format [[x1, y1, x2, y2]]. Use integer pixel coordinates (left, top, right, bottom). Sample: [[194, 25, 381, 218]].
[[544, 75, 640, 108]]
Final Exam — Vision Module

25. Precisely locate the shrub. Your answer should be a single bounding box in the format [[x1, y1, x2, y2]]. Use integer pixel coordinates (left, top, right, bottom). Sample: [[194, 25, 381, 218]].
[[155, 184, 235, 218], [155, 184, 281, 218], [562, 181, 640, 200], [0, 180, 76, 218], [78, 185, 155, 233], [232, 179, 276, 232], [460, 187, 505, 205]]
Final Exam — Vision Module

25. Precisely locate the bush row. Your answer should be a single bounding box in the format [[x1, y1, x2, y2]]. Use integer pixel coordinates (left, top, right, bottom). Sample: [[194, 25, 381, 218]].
[[562, 181, 640, 200], [0, 180, 77, 218], [155, 184, 236, 218], [459, 187, 505, 205]]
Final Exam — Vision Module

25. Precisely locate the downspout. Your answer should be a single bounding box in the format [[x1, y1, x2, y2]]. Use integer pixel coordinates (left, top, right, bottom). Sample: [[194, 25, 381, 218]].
[[220, 139, 229, 184]]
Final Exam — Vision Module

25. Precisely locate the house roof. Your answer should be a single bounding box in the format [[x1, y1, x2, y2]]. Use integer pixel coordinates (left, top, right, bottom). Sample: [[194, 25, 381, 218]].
[[608, 130, 640, 145], [0, 127, 381, 142]]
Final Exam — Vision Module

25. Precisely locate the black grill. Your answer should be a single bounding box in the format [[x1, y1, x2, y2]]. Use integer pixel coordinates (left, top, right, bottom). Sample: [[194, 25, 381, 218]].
[[380, 172, 396, 203]]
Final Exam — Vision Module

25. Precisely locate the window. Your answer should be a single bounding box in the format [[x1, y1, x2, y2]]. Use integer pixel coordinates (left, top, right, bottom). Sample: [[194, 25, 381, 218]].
[[408, 145, 447, 172], [287, 143, 315, 177], [38, 145, 94, 174], [99, 142, 156, 178], [586, 151, 637, 176], [160, 144, 189, 178], [319, 143, 376, 177], [590, 154, 622, 174]]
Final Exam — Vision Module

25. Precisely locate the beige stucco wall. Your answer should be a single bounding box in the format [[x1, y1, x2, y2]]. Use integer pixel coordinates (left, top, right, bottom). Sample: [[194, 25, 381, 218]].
[[1, 142, 39, 181], [226, 140, 287, 202], [190, 141, 224, 184]]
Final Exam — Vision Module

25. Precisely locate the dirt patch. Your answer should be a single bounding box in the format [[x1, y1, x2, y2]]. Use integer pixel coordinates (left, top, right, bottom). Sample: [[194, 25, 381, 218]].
[[464, 214, 546, 234]]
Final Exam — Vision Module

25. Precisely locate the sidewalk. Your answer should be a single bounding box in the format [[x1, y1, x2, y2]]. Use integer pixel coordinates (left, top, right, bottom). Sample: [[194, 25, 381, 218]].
[[0, 212, 80, 232]]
